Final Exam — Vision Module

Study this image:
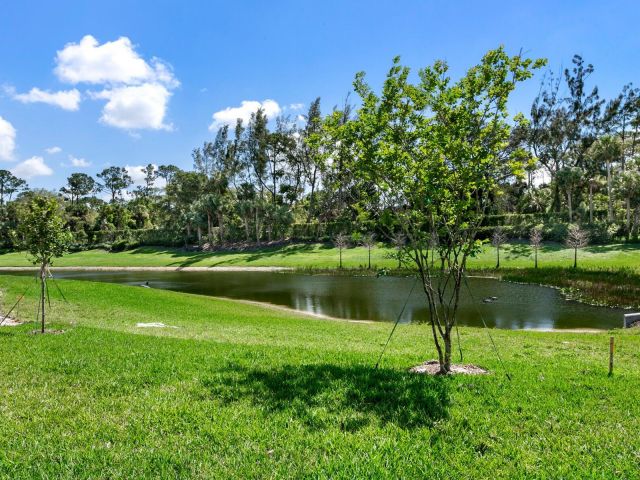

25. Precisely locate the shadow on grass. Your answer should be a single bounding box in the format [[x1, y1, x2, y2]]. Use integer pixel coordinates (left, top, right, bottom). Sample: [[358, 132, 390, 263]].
[[125, 244, 325, 267], [203, 363, 449, 430], [584, 243, 640, 254]]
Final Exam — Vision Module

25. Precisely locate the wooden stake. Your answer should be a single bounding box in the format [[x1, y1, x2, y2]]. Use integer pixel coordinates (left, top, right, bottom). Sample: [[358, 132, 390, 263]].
[[608, 336, 614, 377]]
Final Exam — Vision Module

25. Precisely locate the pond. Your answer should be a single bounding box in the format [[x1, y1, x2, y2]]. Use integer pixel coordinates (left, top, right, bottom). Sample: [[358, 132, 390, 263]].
[[6, 270, 625, 330]]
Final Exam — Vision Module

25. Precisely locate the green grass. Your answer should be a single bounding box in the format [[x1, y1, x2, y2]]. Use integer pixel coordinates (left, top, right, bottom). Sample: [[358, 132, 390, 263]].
[[2, 241, 640, 271], [0, 275, 639, 478]]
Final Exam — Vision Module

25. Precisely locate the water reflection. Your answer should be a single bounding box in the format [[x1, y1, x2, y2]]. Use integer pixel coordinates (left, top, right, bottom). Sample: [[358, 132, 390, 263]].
[[6, 270, 624, 330]]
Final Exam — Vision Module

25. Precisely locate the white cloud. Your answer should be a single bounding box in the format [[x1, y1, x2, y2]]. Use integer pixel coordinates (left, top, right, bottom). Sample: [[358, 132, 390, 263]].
[[67, 155, 90, 167], [55, 35, 178, 87], [91, 83, 172, 130], [209, 99, 281, 131], [289, 103, 305, 110], [45, 146, 62, 154], [0, 115, 16, 161], [13, 87, 81, 111], [11, 156, 53, 179]]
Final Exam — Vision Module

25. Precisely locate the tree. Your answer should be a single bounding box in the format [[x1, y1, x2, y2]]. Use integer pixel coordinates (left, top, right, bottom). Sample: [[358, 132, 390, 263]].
[[492, 228, 508, 269], [60, 173, 98, 205], [361, 233, 376, 269], [556, 166, 584, 221], [140, 164, 158, 197], [390, 232, 407, 268], [299, 98, 325, 221], [13, 196, 72, 333], [157, 164, 181, 185], [333, 233, 349, 269], [615, 168, 640, 236], [0, 170, 26, 206], [530, 226, 543, 268], [588, 136, 622, 221], [566, 224, 589, 268], [341, 49, 544, 373], [97, 167, 133, 202]]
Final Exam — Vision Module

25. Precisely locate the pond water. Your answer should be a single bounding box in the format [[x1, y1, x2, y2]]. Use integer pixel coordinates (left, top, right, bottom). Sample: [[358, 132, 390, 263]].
[[6, 270, 625, 330]]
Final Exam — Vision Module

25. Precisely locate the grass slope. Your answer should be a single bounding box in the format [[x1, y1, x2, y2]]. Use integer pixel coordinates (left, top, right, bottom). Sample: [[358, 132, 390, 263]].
[[2, 242, 640, 271], [0, 275, 639, 478]]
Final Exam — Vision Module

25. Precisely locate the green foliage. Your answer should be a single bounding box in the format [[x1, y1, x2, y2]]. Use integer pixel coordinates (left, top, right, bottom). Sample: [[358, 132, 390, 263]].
[[13, 196, 72, 266]]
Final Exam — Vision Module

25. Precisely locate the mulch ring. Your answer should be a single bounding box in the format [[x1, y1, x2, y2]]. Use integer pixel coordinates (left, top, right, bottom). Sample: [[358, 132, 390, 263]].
[[0, 317, 23, 327], [410, 360, 489, 375], [29, 329, 65, 335]]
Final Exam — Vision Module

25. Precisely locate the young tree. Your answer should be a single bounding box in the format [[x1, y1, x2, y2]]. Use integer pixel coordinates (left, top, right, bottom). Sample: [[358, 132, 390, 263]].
[[492, 228, 508, 269], [97, 167, 133, 202], [566, 224, 589, 268], [360, 232, 376, 269], [529, 226, 543, 268], [390, 232, 407, 268], [333, 233, 349, 269], [13, 196, 72, 333], [341, 49, 544, 372]]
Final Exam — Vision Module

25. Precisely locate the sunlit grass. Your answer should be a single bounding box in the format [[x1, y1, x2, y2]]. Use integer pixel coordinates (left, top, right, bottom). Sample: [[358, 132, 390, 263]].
[[0, 275, 639, 478], [2, 241, 640, 271]]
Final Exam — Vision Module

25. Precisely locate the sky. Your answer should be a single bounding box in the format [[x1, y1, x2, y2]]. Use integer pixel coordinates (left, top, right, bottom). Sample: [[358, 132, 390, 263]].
[[1, 0, 639, 191]]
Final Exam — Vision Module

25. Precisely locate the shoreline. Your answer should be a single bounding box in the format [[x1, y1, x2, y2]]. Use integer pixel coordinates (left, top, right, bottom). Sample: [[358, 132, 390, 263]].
[[0, 266, 293, 272]]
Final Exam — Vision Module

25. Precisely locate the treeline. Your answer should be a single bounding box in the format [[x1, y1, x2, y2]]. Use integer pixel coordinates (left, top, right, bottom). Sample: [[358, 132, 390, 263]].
[[2, 54, 640, 251]]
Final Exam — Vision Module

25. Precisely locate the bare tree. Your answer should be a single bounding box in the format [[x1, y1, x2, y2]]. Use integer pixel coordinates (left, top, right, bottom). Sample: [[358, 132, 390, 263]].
[[361, 233, 376, 269], [529, 226, 543, 269], [566, 225, 589, 269], [492, 228, 508, 269], [333, 233, 349, 269], [390, 232, 406, 268]]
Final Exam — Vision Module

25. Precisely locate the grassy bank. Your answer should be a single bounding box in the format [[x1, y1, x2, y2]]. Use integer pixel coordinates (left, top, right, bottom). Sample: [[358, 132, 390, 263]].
[[0, 275, 639, 478], [2, 241, 640, 270]]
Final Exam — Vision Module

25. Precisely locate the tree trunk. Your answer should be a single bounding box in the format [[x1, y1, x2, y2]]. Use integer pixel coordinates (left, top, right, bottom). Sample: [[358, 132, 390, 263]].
[[339, 248, 342, 269], [567, 190, 573, 222], [217, 212, 224, 243], [589, 183, 593, 224], [368, 247, 371, 269], [197, 226, 202, 245], [244, 218, 250, 241], [442, 332, 452, 374], [255, 209, 261, 245], [626, 198, 631, 238], [40, 265, 46, 333], [534, 247, 538, 269], [496, 246, 500, 269], [574, 248, 578, 269], [607, 160, 613, 222], [207, 212, 213, 244]]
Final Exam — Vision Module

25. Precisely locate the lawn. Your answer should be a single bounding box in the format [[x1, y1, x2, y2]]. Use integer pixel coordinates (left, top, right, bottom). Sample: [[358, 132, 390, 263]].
[[2, 241, 640, 271], [0, 275, 639, 478]]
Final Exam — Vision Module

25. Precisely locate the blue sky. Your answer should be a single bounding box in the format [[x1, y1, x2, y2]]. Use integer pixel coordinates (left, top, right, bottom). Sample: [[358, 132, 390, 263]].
[[1, 0, 639, 191]]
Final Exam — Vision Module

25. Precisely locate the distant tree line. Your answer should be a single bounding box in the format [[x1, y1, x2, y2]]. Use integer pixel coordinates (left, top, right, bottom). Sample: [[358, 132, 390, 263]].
[[2, 54, 640, 252]]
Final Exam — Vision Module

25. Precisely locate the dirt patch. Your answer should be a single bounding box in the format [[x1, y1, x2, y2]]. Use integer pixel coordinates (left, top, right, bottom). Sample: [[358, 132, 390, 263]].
[[410, 360, 489, 376], [0, 317, 23, 327], [136, 322, 178, 329]]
